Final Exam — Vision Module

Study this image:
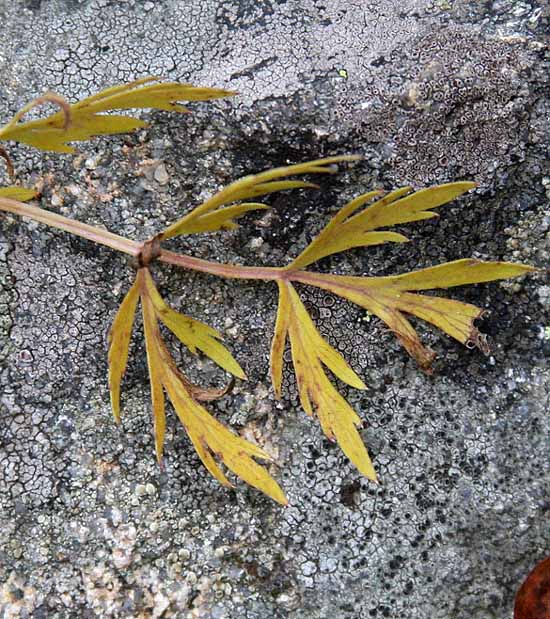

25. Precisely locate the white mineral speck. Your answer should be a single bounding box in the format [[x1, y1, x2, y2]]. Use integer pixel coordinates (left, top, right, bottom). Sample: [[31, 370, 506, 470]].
[[302, 560, 316, 576]]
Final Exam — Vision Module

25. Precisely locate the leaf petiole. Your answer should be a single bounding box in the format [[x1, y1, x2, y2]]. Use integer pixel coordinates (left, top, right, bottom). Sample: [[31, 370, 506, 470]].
[[0, 196, 141, 256], [158, 249, 288, 281], [0, 195, 307, 283]]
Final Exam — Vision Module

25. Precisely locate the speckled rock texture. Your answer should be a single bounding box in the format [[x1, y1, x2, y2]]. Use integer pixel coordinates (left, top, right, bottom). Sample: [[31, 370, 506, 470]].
[[0, 1, 549, 618]]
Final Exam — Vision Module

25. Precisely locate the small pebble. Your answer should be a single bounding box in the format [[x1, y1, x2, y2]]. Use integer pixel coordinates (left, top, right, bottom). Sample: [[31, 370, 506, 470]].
[[154, 163, 169, 185], [249, 237, 264, 249]]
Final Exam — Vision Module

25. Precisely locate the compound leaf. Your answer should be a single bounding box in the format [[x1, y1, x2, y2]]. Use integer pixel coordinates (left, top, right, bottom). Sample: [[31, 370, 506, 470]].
[[270, 281, 376, 480], [0, 77, 235, 153], [106, 269, 285, 502], [160, 156, 360, 239], [297, 259, 535, 371], [288, 182, 476, 270]]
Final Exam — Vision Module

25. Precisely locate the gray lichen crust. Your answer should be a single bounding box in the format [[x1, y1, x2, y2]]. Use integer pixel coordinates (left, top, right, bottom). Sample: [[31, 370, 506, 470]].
[[0, 1, 549, 618]]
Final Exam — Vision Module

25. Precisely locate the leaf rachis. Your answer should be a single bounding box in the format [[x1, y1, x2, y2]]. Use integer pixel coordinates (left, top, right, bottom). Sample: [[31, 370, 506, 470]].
[[0, 79, 537, 503]]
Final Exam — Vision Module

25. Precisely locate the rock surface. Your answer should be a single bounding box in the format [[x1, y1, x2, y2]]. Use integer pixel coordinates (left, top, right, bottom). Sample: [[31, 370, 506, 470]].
[[0, 1, 549, 618]]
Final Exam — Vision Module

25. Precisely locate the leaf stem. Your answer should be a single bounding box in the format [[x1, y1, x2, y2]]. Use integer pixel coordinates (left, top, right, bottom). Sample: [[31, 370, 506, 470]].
[[0, 91, 72, 134], [0, 146, 15, 179], [159, 249, 287, 280], [0, 196, 293, 278], [0, 196, 141, 256]]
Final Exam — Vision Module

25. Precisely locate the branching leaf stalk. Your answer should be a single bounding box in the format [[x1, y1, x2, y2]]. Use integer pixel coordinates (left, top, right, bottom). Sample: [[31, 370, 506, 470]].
[[0, 80, 537, 505]]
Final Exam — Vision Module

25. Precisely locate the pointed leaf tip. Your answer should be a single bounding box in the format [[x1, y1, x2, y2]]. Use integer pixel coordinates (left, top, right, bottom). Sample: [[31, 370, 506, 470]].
[[107, 278, 140, 423], [271, 281, 376, 481], [288, 180, 479, 270], [0, 78, 235, 153], [160, 155, 361, 239]]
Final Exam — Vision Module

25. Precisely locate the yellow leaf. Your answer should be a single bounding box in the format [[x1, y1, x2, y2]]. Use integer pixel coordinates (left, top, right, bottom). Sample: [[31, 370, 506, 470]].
[[160, 156, 360, 239], [229, 180, 319, 200], [166, 374, 287, 504], [176, 202, 269, 234], [270, 281, 376, 481], [0, 77, 235, 153], [288, 182, 477, 270], [375, 258, 536, 289], [75, 77, 233, 112], [269, 282, 292, 399], [0, 187, 37, 201], [107, 278, 140, 424], [141, 269, 245, 379], [295, 259, 535, 370], [135, 268, 287, 504], [140, 285, 167, 463]]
